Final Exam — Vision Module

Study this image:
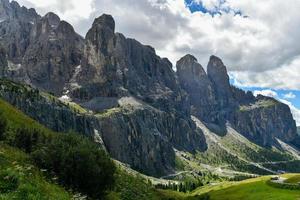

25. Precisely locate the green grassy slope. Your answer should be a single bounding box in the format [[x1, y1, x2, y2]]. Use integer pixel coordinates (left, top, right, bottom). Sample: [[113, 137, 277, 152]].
[[0, 99, 73, 199], [285, 174, 300, 184], [193, 174, 300, 200], [0, 98, 185, 200], [174, 118, 299, 179], [0, 144, 71, 200]]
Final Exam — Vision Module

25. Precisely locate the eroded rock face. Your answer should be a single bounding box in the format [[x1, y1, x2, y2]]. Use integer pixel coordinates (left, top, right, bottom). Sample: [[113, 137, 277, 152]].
[[72, 14, 188, 114], [0, 0, 40, 63], [98, 105, 206, 176], [0, 45, 7, 76], [0, 80, 206, 177], [23, 13, 84, 94], [231, 96, 297, 146], [0, 1, 84, 95], [176, 54, 298, 145]]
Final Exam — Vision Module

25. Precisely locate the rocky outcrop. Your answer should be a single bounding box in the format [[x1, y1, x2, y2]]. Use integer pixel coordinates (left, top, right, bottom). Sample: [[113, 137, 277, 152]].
[[97, 104, 206, 176], [176, 55, 226, 134], [0, 79, 206, 177], [0, 1, 84, 95], [231, 95, 297, 146], [0, 0, 40, 63], [0, 45, 7, 76], [72, 14, 188, 114], [176, 54, 298, 146], [207, 56, 235, 109], [23, 12, 84, 94]]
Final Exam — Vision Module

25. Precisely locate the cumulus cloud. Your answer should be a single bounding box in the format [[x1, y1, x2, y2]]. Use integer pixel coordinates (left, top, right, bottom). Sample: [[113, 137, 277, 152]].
[[283, 92, 296, 99], [253, 89, 278, 98], [17, 0, 95, 29]]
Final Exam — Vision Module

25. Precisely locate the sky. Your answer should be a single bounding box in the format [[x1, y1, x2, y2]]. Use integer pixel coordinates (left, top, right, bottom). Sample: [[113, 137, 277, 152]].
[[15, 0, 300, 125]]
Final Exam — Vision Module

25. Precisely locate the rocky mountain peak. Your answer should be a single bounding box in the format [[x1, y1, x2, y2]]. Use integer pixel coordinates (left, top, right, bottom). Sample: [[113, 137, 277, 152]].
[[0, 0, 10, 19], [207, 55, 228, 82], [0, 0, 39, 22], [84, 14, 115, 57], [177, 54, 206, 79], [92, 14, 115, 31], [43, 12, 60, 28], [207, 55, 233, 108], [57, 20, 76, 35], [87, 14, 115, 39]]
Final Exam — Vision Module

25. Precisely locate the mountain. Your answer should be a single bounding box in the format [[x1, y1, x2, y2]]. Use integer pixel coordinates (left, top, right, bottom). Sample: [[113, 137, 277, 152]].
[[0, 0, 299, 181], [0, 0, 83, 95], [177, 54, 297, 146]]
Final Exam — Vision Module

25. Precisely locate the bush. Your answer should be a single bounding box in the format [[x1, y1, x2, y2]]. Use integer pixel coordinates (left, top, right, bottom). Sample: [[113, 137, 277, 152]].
[[267, 180, 300, 190], [0, 112, 7, 140], [32, 133, 116, 198], [10, 128, 48, 153], [0, 170, 19, 193]]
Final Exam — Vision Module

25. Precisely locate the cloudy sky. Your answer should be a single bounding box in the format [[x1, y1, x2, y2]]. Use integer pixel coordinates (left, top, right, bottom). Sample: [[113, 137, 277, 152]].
[[15, 0, 300, 125]]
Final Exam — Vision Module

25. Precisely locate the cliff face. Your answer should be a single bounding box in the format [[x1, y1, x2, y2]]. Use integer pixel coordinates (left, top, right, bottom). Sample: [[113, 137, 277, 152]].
[[176, 54, 298, 146], [72, 14, 188, 114], [0, 45, 7, 76], [0, 79, 206, 177], [23, 12, 84, 94], [0, 0, 84, 95], [232, 96, 297, 146]]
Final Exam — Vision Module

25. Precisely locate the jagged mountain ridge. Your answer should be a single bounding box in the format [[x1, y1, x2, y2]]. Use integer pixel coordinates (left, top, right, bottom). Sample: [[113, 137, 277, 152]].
[[0, 0, 299, 177], [0, 0, 83, 95], [176, 55, 297, 147]]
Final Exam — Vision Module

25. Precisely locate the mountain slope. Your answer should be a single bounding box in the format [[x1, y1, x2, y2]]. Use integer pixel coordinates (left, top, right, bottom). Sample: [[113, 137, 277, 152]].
[[192, 174, 300, 200], [0, 0, 299, 180], [0, 144, 71, 200]]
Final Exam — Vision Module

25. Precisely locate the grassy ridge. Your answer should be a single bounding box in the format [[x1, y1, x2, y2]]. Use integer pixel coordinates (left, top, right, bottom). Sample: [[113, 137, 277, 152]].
[[193, 175, 300, 200], [285, 174, 300, 184], [0, 98, 115, 199]]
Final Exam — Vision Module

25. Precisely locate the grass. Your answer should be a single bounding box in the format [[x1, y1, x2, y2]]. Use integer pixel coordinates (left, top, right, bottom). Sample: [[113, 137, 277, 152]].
[[0, 144, 71, 200], [0, 99, 55, 136], [192, 174, 300, 200], [239, 99, 278, 112], [285, 174, 300, 184]]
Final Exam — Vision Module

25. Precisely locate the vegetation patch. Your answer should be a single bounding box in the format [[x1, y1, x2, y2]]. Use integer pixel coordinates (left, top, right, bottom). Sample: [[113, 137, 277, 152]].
[[0, 98, 116, 199]]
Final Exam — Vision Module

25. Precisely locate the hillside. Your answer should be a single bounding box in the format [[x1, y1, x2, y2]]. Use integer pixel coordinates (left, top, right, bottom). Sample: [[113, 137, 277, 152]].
[[192, 174, 300, 200], [0, 144, 71, 200]]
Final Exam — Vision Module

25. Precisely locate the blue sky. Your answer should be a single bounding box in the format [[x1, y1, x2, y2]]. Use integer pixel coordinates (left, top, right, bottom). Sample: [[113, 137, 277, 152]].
[[185, 0, 242, 16], [185, 0, 300, 125]]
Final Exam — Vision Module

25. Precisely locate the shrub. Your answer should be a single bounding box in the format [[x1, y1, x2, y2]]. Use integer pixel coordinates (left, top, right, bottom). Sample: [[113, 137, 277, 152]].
[[32, 133, 116, 198], [0, 170, 19, 193], [0, 112, 7, 140], [12, 128, 47, 153]]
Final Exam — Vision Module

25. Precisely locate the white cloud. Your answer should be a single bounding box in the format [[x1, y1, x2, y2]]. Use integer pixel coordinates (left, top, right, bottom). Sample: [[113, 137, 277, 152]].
[[14, 0, 300, 91], [283, 92, 296, 99], [253, 89, 278, 98], [17, 0, 95, 29]]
